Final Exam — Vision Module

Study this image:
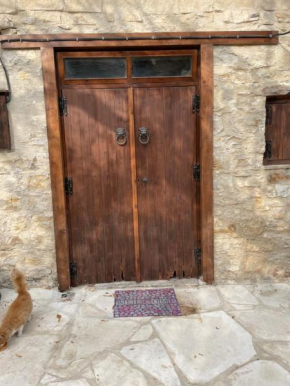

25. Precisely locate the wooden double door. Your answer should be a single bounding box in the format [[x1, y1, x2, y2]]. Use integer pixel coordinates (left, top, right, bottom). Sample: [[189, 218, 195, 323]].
[[62, 85, 199, 285]]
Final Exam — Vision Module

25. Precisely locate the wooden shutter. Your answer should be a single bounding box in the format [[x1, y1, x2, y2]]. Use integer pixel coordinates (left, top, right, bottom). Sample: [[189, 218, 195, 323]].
[[264, 94, 290, 165], [0, 91, 11, 150]]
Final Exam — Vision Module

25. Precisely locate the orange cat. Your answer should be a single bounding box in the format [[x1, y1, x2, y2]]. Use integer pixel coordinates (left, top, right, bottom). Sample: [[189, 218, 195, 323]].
[[0, 268, 33, 350]]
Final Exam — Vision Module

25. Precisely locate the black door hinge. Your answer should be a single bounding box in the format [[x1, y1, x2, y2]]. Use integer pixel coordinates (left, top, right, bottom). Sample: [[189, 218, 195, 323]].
[[266, 105, 272, 125], [192, 94, 200, 114], [70, 262, 77, 279], [59, 96, 68, 116], [193, 164, 200, 181], [65, 177, 73, 195], [264, 140, 272, 159], [195, 247, 202, 266]]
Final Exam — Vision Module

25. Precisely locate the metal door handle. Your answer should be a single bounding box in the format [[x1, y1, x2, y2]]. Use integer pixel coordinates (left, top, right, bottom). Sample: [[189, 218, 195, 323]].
[[115, 128, 127, 146], [138, 127, 150, 145]]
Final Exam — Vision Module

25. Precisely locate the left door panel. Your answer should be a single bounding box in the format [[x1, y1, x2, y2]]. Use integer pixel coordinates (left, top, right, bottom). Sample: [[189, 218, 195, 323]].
[[62, 88, 135, 285]]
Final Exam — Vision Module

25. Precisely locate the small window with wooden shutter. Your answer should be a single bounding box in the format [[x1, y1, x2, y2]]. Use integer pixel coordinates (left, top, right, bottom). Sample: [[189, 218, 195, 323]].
[[264, 94, 290, 165]]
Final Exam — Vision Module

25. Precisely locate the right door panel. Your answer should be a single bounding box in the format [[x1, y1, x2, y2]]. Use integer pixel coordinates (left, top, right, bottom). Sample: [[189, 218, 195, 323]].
[[134, 86, 199, 280]]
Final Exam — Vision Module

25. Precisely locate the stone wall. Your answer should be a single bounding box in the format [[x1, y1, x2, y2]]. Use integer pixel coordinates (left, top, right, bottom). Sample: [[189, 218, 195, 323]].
[[0, 0, 289, 287], [0, 49, 56, 287]]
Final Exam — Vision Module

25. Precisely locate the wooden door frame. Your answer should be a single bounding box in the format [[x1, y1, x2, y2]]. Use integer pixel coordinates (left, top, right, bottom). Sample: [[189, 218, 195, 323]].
[[199, 45, 214, 283], [41, 48, 70, 291], [40, 44, 214, 290]]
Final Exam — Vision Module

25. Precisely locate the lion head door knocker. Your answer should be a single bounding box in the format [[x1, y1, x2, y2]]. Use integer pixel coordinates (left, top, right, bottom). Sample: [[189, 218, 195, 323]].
[[138, 127, 150, 145], [115, 128, 127, 146]]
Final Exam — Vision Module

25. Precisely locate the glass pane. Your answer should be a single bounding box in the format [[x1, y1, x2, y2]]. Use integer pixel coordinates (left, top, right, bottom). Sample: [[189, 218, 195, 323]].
[[132, 56, 192, 78], [64, 57, 126, 79]]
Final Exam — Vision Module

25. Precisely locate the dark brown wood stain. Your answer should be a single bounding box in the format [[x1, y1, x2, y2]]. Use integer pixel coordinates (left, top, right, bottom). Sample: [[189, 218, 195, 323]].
[[264, 95, 290, 165], [134, 86, 198, 280], [63, 88, 135, 285], [0, 92, 11, 150]]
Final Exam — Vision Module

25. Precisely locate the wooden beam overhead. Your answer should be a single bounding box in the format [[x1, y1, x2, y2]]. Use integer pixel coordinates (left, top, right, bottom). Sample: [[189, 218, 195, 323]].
[[0, 31, 279, 49]]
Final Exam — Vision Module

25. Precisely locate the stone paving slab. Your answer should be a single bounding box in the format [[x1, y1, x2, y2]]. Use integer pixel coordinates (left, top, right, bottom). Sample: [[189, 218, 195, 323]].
[[121, 338, 181, 386], [261, 342, 290, 367], [231, 308, 290, 341], [92, 353, 148, 386], [152, 311, 256, 384], [220, 360, 290, 386], [217, 284, 259, 309], [0, 281, 290, 385], [130, 324, 153, 342], [253, 283, 290, 308]]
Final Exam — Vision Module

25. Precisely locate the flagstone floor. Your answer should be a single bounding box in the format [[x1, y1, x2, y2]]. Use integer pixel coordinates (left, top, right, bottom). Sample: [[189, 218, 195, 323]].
[[1, 279, 290, 386]]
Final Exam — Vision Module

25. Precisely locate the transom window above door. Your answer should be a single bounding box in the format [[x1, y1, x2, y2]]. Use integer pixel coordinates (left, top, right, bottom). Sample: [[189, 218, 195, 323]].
[[64, 57, 127, 79], [57, 50, 198, 85], [132, 56, 192, 77]]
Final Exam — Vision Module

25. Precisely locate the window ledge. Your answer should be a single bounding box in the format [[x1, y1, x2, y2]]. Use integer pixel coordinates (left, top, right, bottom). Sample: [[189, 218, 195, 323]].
[[263, 164, 290, 170]]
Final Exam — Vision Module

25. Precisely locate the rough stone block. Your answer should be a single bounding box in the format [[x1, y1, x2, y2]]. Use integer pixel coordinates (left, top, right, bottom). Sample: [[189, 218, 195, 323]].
[[214, 0, 259, 11], [0, 15, 13, 29], [104, 0, 143, 21], [276, 46, 290, 71], [234, 217, 266, 237], [262, 0, 289, 11], [141, 0, 179, 14], [18, 0, 63, 11], [71, 13, 109, 27], [275, 11, 290, 23], [0, 0, 16, 13], [179, 0, 213, 13], [64, 0, 102, 13], [13, 11, 68, 31], [267, 172, 290, 184], [259, 11, 275, 25], [223, 10, 260, 24], [276, 185, 290, 198]]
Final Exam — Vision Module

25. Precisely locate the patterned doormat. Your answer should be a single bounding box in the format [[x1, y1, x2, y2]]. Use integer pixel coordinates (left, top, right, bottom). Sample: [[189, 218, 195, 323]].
[[113, 288, 181, 318]]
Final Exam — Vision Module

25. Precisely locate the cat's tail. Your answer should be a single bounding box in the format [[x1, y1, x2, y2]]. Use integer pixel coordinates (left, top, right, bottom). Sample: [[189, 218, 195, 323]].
[[11, 268, 28, 295]]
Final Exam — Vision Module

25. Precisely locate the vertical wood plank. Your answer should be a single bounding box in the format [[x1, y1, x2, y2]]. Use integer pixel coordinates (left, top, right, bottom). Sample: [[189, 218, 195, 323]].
[[282, 103, 290, 160], [171, 87, 184, 278], [162, 87, 177, 279], [128, 88, 141, 282], [200, 45, 214, 283], [62, 89, 84, 286], [89, 90, 106, 283], [41, 47, 70, 291], [269, 103, 283, 160], [149, 88, 165, 280]]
